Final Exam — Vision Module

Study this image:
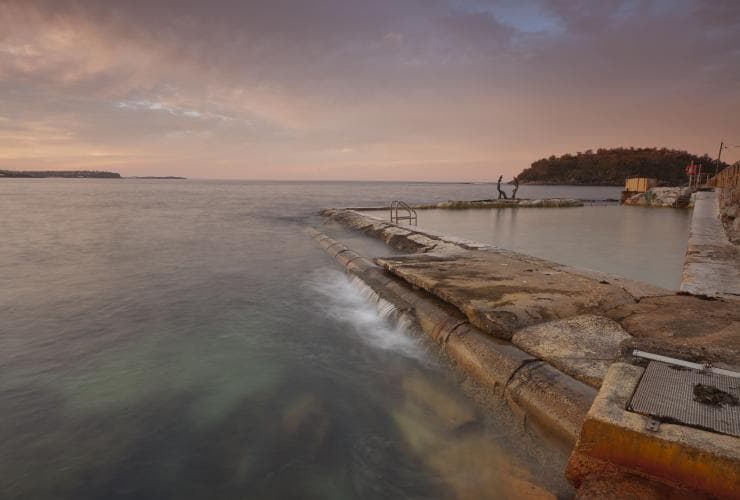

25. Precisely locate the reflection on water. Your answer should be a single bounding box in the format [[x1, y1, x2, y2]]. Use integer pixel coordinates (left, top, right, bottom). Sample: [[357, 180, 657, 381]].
[[407, 205, 692, 289]]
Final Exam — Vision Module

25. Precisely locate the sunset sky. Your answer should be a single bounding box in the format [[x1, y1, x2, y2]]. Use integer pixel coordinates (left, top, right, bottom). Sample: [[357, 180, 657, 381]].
[[1, 0, 738, 180]]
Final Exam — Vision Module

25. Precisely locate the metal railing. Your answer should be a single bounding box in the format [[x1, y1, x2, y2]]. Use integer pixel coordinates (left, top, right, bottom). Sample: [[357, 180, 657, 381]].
[[390, 200, 417, 225]]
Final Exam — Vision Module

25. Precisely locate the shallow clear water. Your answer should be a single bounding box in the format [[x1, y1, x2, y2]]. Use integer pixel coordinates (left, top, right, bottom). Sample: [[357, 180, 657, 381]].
[[405, 204, 691, 289], [1, 179, 583, 500]]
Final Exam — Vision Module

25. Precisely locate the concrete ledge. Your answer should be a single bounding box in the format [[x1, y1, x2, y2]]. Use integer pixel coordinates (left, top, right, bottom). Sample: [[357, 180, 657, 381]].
[[322, 208, 671, 301], [309, 228, 596, 447], [321, 208, 740, 365], [566, 362, 740, 498], [445, 325, 536, 393], [413, 198, 584, 209], [681, 191, 740, 300], [507, 361, 598, 447], [376, 252, 636, 341], [341, 198, 585, 210], [512, 315, 631, 388], [320, 208, 491, 253]]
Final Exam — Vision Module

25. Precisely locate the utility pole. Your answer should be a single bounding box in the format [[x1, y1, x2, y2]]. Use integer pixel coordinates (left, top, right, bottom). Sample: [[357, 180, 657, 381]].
[[715, 141, 727, 176]]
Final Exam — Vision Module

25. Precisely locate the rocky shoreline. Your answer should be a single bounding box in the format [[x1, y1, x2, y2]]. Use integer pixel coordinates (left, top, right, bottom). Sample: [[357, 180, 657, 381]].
[[622, 187, 694, 208]]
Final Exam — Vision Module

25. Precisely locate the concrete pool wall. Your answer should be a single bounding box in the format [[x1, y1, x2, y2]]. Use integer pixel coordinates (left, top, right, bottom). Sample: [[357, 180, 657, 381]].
[[314, 204, 739, 498], [359, 203, 693, 290]]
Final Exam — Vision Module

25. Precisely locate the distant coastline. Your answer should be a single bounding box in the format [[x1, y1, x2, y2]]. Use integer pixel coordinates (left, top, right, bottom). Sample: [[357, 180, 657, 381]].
[[0, 170, 187, 180], [126, 176, 187, 180], [0, 169, 121, 179]]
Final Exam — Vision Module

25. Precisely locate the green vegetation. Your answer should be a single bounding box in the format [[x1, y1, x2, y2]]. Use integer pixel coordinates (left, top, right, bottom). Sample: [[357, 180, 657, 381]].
[[0, 170, 121, 178], [516, 148, 726, 186]]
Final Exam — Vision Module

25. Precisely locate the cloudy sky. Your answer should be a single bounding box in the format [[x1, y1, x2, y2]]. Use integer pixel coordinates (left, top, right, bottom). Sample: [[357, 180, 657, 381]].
[[1, 0, 738, 180]]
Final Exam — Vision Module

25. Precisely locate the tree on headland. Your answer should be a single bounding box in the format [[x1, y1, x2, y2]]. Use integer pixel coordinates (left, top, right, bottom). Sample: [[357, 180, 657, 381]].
[[515, 147, 725, 186]]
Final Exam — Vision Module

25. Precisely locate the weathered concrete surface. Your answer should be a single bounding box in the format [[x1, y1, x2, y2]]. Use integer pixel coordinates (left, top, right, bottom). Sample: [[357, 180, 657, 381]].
[[321, 208, 491, 254], [681, 191, 740, 300], [445, 324, 536, 393], [566, 363, 740, 499], [549, 266, 671, 301], [309, 228, 596, 447], [324, 208, 740, 366], [507, 361, 598, 445], [512, 315, 630, 388], [445, 326, 596, 446], [324, 209, 674, 299], [344, 198, 584, 211], [376, 251, 637, 340], [621, 338, 740, 372], [318, 210, 740, 495], [414, 198, 584, 209], [606, 295, 740, 359]]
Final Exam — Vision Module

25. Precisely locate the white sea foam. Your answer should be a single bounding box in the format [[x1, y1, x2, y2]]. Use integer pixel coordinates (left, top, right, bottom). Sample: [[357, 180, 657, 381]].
[[307, 269, 429, 363]]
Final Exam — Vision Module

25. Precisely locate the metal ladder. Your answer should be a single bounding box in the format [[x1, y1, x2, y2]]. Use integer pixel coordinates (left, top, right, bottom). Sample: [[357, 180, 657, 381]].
[[390, 200, 417, 225], [674, 193, 692, 208]]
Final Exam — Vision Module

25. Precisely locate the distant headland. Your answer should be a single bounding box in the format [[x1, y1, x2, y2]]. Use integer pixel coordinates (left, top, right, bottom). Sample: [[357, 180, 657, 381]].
[[514, 147, 726, 186], [0, 169, 121, 178], [0, 170, 186, 179]]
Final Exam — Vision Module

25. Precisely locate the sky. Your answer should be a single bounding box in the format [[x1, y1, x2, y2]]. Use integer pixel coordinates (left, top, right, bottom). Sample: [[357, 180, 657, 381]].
[[1, 0, 739, 181]]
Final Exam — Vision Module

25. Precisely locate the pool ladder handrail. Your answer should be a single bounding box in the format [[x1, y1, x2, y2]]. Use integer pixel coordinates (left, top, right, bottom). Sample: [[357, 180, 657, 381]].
[[390, 200, 417, 225]]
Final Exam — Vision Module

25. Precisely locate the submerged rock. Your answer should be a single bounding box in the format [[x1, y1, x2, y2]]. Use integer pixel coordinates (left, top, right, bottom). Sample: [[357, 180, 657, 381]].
[[391, 376, 556, 500]]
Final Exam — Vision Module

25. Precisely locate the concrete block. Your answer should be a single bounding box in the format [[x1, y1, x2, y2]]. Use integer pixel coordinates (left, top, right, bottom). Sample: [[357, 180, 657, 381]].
[[445, 326, 536, 393], [334, 249, 362, 267], [377, 251, 635, 340], [512, 315, 630, 388], [506, 361, 597, 447], [566, 363, 740, 499]]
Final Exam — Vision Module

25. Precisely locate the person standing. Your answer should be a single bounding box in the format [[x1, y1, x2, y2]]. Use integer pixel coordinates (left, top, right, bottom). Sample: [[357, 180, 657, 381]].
[[497, 175, 508, 199], [511, 176, 520, 199]]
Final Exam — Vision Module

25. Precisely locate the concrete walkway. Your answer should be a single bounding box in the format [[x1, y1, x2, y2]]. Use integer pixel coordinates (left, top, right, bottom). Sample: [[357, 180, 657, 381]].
[[319, 208, 740, 497], [681, 191, 740, 299], [323, 209, 740, 359], [309, 228, 597, 446]]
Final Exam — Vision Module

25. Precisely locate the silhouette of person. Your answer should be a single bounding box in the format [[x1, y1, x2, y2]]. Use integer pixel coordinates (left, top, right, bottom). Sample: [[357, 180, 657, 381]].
[[497, 175, 508, 199], [512, 176, 519, 199]]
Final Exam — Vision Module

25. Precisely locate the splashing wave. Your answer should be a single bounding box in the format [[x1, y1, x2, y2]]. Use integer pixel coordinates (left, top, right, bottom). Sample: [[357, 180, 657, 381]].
[[307, 269, 429, 362]]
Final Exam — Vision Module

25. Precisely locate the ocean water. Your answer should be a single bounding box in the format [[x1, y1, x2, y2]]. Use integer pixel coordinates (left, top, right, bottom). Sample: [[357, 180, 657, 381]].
[[0, 179, 660, 499]]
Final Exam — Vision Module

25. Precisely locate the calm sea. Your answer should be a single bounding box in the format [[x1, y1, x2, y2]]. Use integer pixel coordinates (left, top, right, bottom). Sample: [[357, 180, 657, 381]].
[[0, 179, 688, 499]]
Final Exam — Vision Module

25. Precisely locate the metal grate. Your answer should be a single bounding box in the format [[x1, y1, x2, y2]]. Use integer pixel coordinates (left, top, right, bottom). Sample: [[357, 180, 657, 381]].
[[628, 361, 740, 438]]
